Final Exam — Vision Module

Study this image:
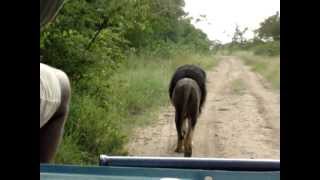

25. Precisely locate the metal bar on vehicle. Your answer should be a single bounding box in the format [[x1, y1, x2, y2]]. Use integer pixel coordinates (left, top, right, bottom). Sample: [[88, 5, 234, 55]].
[[99, 155, 280, 171]]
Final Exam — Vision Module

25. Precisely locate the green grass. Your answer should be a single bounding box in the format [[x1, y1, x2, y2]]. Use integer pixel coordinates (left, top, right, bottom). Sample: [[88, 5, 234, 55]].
[[108, 53, 219, 130], [54, 53, 218, 165], [232, 51, 280, 90]]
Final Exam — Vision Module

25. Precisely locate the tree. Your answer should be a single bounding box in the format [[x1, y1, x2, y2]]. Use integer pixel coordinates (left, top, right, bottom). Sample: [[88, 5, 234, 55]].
[[231, 24, 248, 47], [255, 11, 280, 41]]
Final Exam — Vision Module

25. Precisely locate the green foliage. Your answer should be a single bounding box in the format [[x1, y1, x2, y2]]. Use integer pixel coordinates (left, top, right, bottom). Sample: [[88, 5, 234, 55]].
[[253, 41, 280, 56], [255, 12, 280, 41], [41, 0, 212, 71], [232, 51, 280, 89]]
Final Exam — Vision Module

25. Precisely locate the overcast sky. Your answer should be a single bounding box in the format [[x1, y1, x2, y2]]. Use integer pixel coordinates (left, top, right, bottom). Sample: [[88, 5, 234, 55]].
[[183, 0, 280, 43]]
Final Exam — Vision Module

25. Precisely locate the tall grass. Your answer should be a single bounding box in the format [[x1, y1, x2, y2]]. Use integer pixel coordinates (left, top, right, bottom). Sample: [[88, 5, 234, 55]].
[[54, 53, 218, 165], [232, 51, 280, 90]]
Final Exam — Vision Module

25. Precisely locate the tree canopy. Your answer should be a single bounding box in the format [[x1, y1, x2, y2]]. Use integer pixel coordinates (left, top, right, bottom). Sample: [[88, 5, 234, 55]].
[[255, 11, 280, 41]]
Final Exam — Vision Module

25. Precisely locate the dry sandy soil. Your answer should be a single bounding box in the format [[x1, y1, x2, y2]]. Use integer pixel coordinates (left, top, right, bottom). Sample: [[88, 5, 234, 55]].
[[126, 56, 280, 159]]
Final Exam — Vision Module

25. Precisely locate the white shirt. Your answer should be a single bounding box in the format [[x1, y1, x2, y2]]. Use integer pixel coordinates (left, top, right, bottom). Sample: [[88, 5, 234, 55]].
[[40, 63, 62, 128]]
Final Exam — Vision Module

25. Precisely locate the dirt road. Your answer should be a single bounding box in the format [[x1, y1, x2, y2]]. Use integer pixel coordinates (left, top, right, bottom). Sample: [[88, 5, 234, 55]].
[[126, 56, 280, 159]]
